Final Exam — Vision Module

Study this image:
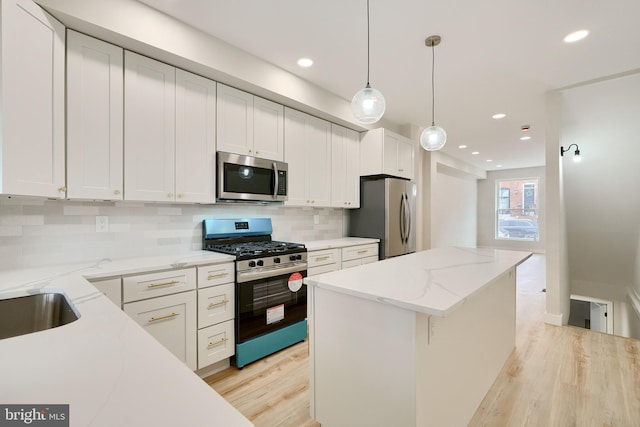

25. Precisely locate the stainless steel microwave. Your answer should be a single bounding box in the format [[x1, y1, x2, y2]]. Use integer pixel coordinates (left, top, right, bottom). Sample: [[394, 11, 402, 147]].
[[217, 152, 288, 202]]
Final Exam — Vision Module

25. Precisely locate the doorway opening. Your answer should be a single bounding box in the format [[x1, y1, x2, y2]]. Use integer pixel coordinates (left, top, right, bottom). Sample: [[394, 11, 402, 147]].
[[568, 294, 613, 334]]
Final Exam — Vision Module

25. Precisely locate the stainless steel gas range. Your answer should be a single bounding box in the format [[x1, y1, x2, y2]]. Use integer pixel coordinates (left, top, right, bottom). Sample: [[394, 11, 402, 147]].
[[202, 218, 307, 368]]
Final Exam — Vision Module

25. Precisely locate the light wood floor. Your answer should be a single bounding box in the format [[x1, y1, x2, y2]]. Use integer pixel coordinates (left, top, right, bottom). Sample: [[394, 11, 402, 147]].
[[205, 255, 640, 426]]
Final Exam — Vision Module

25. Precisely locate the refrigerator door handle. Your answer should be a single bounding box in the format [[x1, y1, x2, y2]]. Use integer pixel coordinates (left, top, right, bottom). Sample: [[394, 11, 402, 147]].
[[401, 192, 408, 244], [404, 193, 411, 246], [399, 193, 406, 244]]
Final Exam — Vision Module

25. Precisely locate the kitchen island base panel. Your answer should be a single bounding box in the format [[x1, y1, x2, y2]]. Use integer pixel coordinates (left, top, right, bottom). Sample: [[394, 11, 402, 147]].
[[310, 268, 516, 427]]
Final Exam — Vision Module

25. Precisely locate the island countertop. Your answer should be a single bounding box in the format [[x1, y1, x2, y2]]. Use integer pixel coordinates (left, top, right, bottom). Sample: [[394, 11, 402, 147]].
[[304, 246, 532, 317]]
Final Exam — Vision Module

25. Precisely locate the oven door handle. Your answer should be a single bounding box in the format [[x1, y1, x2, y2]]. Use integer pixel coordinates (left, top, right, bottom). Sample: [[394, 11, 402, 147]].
[[236, 262, 308, 283]]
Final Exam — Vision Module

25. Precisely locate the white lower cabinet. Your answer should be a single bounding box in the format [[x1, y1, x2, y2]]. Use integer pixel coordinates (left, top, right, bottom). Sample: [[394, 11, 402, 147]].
[[124, 290, 197, 371], [196, 263, 236, 370], [197, 320, 234, 370], [307, 248, 341, 276], [341, 244, 379, 269]]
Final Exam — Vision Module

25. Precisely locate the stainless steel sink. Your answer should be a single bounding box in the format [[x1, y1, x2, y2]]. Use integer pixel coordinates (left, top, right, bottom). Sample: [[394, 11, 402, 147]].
[[0, 292, 79, 340]]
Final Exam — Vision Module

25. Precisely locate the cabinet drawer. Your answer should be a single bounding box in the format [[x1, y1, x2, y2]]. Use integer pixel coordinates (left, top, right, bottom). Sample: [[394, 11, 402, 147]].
[[341, 259, 361, 270], [308, 248, 340, 268], [361, 255, 379, 265], [341, 244, 379, 262], [197, 263, 234, 289], [197, 283, 234, 329], [197, 319, 235, 369], [123, 268, 196, 303], [90, 277, 122, 308], [124, 291, 197, 370], [308, 263, 340, 276]]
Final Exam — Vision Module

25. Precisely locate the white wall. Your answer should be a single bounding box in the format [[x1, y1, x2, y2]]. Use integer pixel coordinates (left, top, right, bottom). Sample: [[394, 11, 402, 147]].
[[477, 166, 545, 253], [559, 72, 640, 338], [421, 151, 485, 249], [0, 198, 346, 270]]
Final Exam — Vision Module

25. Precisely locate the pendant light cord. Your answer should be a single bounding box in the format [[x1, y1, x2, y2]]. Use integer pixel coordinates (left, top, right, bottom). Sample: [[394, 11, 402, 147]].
[[431, 43, 436, 126], [366, 0, 371, 87]]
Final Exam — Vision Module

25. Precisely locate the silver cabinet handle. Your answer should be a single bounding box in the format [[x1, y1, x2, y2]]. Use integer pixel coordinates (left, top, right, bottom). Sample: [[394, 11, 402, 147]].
[[148, 312, 179, 323]]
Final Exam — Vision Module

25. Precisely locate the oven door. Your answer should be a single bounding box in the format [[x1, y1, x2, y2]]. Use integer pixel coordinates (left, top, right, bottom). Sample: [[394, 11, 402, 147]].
[[235, 269, 307, 343], [217, 151, 287, 202]]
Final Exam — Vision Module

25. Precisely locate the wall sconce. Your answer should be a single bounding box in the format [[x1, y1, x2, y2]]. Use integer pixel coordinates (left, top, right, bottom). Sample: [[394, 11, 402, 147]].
[[560, 144, 582, 162]]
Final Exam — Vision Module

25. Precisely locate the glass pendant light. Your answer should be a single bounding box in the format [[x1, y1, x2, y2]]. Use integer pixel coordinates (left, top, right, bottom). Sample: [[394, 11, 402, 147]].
[[351, 0, 385, 124], [420, 35, 447, 151]]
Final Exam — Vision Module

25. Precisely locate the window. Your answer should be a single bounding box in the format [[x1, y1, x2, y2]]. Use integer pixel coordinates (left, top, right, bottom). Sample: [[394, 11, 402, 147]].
[[496, 178, 539, 241]]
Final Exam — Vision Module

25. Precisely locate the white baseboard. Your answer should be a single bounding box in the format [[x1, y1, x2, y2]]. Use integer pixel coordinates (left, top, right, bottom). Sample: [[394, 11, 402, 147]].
[[544, 312, 564, 326]]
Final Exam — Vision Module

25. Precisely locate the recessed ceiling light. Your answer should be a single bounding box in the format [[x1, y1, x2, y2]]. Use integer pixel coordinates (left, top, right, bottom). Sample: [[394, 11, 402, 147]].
[[458, 145, 467, 149], [297, 57, 313, 67], [486, 159, 493, 163], [564, 30, 589, 43], [472, 151, 479, 155], [492, 113, 506, 119], [520, 136, 531, 141], [496, 164, 503, 168]]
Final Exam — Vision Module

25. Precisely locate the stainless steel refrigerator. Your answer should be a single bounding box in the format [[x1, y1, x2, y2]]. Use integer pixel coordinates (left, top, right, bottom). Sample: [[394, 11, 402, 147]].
[[349, 177, 416, 259]]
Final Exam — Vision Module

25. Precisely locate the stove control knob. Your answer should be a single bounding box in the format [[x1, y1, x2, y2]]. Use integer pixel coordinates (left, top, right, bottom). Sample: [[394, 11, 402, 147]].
[[289, 255, 296, 261], [257, 260, 264, 267], [248, 261, 256, 267], [297, 254, 303, 260], [274, 257, 281, 264]]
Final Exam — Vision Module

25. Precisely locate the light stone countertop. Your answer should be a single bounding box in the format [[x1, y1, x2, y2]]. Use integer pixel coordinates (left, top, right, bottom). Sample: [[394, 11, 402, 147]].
[[0, 251, 252, 427], [302, 237, 379, 251], [304, 246, 532, 317]]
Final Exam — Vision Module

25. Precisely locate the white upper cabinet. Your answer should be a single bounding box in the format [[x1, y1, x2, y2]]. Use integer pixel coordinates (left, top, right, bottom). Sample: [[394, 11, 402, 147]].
[[217, 83, 284, 161], [360, 128, 415, 180], [284, 108, 332, 207], [124, 51, 176, 202], [0, 0, 65, 198], [124, 52, 216, 203], [331, 124, 360, 208], [175, 69, 217, 203], [66, 31, 124, 200]]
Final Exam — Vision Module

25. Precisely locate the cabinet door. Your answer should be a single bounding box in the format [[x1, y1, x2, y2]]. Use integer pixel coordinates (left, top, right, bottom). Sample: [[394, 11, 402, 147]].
[[253, 96, 284, 161], [284, 108, 331, 207], [396, 137, 414, 180], [197, 283, 234, 329], [197, 319, 234, 369], [1, 0, 65, 198], [283, 108, 308, 205], [124, 51, 176, 202], [331, 125, 360, 208], [382, 131, 401, 177], [216, 83, 254, 156], [306, 115, 332, 206], [175, 69, 216, 203], [124, 291, 197, 371], [67, 31, 124, 200]]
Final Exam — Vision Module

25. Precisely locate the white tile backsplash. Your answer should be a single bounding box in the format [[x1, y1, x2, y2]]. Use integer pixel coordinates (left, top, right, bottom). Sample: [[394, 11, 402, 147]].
[[0, 197, 347, 270]]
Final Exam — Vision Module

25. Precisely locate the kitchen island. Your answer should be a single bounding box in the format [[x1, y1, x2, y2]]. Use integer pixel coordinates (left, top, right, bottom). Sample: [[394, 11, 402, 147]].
[[304, 247, 531, 427]]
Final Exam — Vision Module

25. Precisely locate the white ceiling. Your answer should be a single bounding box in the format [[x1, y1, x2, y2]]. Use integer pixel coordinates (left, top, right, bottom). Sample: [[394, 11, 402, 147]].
[[137, 0, 640, 171]]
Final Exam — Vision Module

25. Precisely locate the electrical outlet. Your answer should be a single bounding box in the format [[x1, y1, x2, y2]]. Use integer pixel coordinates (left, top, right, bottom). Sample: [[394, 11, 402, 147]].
[[96, 216, 109, 233], [313, 215, 320, 225]]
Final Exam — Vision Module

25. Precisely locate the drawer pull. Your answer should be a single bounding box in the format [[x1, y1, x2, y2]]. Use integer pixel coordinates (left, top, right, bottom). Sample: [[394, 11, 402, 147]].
[[207, 337, 229, 349], [147, 280, 180, 288], [315, 255, 330, 261], [208, 299, 229, 309], [357, 250, 368, 254], [207, 272, 229, 280], [148, 312, 179, 323]]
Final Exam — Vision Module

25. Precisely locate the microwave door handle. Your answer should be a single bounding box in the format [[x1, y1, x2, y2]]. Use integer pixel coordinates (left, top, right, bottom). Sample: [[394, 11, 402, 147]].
[[272, 162, 279, 199]]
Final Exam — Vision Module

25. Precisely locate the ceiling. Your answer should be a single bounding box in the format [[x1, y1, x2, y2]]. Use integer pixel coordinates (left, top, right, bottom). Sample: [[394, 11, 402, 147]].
[[137, 0, 640, 171]]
